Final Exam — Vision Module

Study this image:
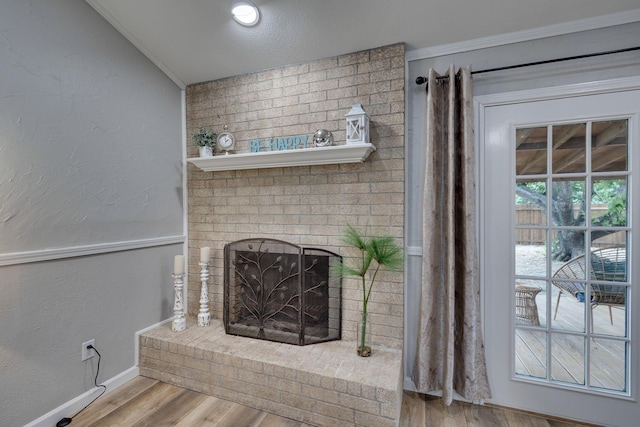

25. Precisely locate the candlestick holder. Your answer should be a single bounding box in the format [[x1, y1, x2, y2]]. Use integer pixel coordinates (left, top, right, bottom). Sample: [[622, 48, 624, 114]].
[[172, 273, 186, 332], [197, 262, 210, 327]]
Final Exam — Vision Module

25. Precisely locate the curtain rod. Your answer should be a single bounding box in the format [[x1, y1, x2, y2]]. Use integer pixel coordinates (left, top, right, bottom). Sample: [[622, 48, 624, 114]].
[[415, 46, 640, 85]]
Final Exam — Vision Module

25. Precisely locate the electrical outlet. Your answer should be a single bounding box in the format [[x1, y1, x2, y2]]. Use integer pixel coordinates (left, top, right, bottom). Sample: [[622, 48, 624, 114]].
[[81, 339, 95, 361]]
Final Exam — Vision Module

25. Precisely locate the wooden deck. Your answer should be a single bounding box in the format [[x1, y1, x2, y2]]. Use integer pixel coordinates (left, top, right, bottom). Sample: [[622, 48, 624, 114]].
[[515, 287, 626, 392]]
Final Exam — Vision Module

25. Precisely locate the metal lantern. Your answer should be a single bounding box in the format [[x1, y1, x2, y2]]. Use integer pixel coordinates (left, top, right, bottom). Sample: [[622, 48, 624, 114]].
[[345, 104, 370, 145]]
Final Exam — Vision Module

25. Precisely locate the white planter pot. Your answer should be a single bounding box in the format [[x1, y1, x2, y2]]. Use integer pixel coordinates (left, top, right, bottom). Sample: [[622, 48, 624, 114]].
[[199, 146, 214, 157]]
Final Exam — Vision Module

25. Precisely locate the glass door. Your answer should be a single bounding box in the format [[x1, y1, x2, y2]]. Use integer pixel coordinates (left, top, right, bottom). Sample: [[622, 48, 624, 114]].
[[481, 87, 640, 425], [514, 120, 629, 393]]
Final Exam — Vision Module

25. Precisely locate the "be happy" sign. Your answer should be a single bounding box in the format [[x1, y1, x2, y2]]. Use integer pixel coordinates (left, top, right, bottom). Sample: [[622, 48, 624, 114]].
[[249, 135, 309, 153]]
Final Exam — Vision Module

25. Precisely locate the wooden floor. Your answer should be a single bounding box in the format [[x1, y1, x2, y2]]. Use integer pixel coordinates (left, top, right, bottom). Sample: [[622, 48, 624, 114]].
[[67, 376, 594, 427]]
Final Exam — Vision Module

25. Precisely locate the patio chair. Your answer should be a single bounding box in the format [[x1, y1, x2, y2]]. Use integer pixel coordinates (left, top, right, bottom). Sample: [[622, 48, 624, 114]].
[[551, 246, 627, 326]]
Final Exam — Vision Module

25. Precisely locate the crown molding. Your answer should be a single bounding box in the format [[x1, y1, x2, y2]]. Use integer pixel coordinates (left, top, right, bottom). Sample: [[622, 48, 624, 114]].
[[474, 76, 640, 107], [406, 9, 640, 62]]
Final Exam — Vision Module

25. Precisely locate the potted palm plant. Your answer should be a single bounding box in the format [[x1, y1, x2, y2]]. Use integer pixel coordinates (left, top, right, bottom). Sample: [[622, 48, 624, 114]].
[[192, 126, 217, 157], [333, 225, 403, 356]]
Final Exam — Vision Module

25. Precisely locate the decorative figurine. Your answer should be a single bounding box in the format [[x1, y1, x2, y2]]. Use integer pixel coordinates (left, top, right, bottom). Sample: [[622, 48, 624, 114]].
[[313, 129, 334, 147]]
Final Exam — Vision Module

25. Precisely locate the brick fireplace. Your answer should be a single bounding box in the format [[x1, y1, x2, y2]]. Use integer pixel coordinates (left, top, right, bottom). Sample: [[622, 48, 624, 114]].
[[186, 42, 405, 349], [175, 42, 405, 425]]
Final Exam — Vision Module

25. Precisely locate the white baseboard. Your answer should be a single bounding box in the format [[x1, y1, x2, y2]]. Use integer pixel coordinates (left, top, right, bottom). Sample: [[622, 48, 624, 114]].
[[24, 366, 139, 427], [25, 319, 173, 427]]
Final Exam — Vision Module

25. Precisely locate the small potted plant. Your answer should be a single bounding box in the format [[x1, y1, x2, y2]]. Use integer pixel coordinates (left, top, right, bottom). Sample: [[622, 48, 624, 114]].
[[333, 224, 403, 357], [192, 126, 217, 157]]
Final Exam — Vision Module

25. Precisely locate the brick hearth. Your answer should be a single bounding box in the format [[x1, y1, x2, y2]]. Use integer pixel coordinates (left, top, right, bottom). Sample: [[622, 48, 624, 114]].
[[139, 320, 402, 426]]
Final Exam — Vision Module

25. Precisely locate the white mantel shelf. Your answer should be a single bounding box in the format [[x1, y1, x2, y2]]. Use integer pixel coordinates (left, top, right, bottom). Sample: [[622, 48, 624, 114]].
[[187, 143, 376, 172]]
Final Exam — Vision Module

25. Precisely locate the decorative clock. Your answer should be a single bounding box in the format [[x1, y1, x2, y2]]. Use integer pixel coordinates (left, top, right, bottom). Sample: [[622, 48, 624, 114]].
[[217, 125, 235, 154]]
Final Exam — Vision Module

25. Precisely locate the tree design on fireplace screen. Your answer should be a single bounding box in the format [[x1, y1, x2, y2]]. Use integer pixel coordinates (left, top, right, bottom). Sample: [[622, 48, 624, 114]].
[[223, 238, 342, 345]]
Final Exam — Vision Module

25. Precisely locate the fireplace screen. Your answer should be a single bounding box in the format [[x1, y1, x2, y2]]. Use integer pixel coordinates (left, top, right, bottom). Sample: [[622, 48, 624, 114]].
[[224, 238, 342, 345]]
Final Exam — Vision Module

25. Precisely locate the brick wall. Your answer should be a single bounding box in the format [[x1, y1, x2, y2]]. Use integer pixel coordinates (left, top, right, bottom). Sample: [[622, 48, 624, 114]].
[[185, 43, 405, 349]]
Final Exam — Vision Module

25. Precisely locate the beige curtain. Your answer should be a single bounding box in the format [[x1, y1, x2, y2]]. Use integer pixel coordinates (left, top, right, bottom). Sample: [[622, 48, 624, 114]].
[[411, 66, 491, 405]]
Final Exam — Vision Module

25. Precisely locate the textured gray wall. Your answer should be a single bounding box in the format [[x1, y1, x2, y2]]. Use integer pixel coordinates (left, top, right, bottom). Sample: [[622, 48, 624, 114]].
[[0, 1, 184, 253], [0, 1, 183, 425]]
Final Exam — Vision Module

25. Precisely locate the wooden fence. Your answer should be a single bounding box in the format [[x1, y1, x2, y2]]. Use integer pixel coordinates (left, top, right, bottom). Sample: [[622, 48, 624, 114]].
[[516, 204, 625, 246]]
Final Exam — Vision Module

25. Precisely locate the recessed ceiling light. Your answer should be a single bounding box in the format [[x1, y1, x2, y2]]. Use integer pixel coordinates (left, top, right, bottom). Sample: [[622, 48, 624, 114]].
[[231, 0, 260, 27]]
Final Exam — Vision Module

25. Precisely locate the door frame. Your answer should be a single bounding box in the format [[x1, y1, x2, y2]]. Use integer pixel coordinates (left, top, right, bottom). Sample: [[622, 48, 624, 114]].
[[475, 76, 640, 425]]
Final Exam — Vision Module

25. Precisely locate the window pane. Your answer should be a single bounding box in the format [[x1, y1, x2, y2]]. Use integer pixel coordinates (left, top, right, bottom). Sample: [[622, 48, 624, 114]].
[[592, 231, 627, 255], [552, 123, 586, 174], [590, 242, 627, 283], [551, 282, 585, 333], [515, 329, 547, 379], [592, 119, 628, 173], [515, 227, 546, 245], [590, 287, 627, 337], [551, 229, 586, 265], [516, 126, 547, 175], [589, 243, 627, 338], [516, 179, 546, 226], [591, 177, 627, 227], [551, 179, 585, 228], [550, 229, 586, 333], [516, 242, 547, 277], [590, 339, 627, 392], [515, 280, 547, 328], [551, 334, 585, 385]]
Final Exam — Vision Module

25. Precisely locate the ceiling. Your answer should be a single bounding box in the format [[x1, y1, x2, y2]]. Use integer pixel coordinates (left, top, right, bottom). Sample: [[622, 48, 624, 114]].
[[87, 0, 640, 87]]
